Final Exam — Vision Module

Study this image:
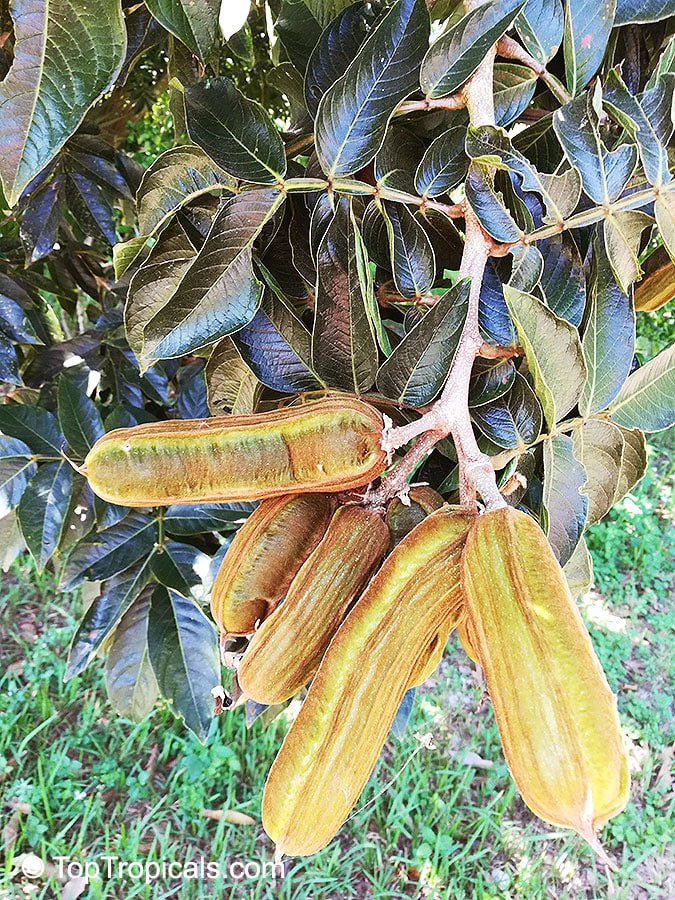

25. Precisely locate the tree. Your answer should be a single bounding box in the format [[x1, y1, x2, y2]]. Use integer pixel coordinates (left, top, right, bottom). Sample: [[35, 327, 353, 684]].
[[1, 0, 674, 861]]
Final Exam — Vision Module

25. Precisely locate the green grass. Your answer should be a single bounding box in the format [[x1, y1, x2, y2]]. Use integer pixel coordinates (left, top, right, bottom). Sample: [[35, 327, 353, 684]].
[[1, 439, 673, 899]]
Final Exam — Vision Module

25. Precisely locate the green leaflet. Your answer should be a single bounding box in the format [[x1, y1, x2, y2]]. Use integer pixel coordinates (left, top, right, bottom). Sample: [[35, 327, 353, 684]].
[[0, 0, 127, 206]]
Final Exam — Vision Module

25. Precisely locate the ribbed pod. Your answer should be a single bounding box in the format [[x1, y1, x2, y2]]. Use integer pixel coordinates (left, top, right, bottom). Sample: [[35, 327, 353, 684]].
[[387, 488, 454, 687], [262, 508, 474, 856], [82, 398, 386, 506], [238, 505, 389, 704], [455, 617, 480, 665], [461, 507, 630, 844], [211, 494, 335, 637]]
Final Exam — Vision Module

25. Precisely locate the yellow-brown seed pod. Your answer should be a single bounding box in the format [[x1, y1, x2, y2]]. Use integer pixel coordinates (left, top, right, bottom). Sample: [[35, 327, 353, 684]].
[[238, 505, 389, 704], [455, 616, 480, 665], [211, 493, 335, 637], [262, 508, 474, 857], [634, 246, 674, 312], [461, 506, 630, 847], [387, 487, 451, 686], [82, 398, 386, 506]]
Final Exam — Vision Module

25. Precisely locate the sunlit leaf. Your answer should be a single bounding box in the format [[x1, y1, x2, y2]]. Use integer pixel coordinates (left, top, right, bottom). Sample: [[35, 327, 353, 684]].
[[186, 78, 287, 184], [143, 189, 285, 359], [608, 344, 675, 431], [105, 588, 159, 722], [377, 279, 471, 406], [504, 286, 587, 427], [542, 432, 588, 565], [148, 586, 220, 742], [146, 0, 219, 61], [312, 199, 378, 392], [563, 0, 614, 96], [315, 0, 430, 177], [420, 0, 525, 98], [0, 0, 126, 206]]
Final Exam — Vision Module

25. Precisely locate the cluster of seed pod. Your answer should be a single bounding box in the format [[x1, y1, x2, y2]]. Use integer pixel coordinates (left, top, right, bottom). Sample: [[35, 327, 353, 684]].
[[83, 396, 629, 859]]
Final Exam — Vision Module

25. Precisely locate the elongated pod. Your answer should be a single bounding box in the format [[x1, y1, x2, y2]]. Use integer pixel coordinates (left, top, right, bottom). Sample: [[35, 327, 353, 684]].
[[262, 508, 474, 857], [238, 506, 389, 704], [455, 617, 480, 665], [82, 398, 386, 506], [461, 507, 630, 846], [387, 487, 455, 687], [211, 494, 335, 637]]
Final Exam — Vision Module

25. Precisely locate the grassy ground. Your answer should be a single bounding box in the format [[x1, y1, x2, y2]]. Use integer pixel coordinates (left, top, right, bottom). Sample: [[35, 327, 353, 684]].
[[1, 436, 673, 898]]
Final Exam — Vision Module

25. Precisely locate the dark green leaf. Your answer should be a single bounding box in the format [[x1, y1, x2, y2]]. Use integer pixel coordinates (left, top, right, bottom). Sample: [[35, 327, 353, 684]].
[[65, 559, 154, 680], [19, 176, 65, 263], [57, 377, 104, 458], [232, 291, 322, 394], [381, 201, 436, 299], [0, 0, 127, 206], [465, 162, 523, 243], [471, 373, 543, 449], [136, 146, 236, 238], [608, 344, 675, 431], [509, 244, 543, 293], [479, 261, 518, 346], [163, 502, 253, 536], [305, 2, 374, 116], [275, 0, 323, 71], [515, 0, 563, 64], [67, 173, 117, 245], [315, 0, 430, 177], [143, 189, 285, 359], [0, 405, 64, 456], [125, 221, 197, 366], [375, 126, 427, 195], [493, 63, 538, 126], [538, 233, 586, 326], [469, 357, 516, 407], [414, 127, 468, 198], [151, 541, 211, 600], [148, 586, 220, 742], [655, 189, 675, 263], [542, 433, 588, 565], [553, 89, 638, 204], [420, 0, 525, 98], [145, 0, 219, 61], [572, 418, 627, 524], [18, 461, 72, 570], [377, 279, 471, 406], [563, 0, 614, 96], [466, 125, 581, 223], [105, 588, 159, 722], [0, 336, 21, 386], [563, 536, 593, 598], [204, 338, 261, 415], [580, 235, 635, 416], [61, 511, 158, 589], [504, 286, 587, 427], [0, 279, 40, 344], [615, 0, 675, 25], [604, 70, 672, 187], [186, 78, 287, 184], [604, 211, 653, 294], [0, 437, 36, 515], [312, 199, 378, 392]]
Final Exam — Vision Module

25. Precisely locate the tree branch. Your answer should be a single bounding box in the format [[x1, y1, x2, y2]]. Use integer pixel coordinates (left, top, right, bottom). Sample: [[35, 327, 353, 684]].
[[373, 8, 507, 513], [497, 36, 571, 106]]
